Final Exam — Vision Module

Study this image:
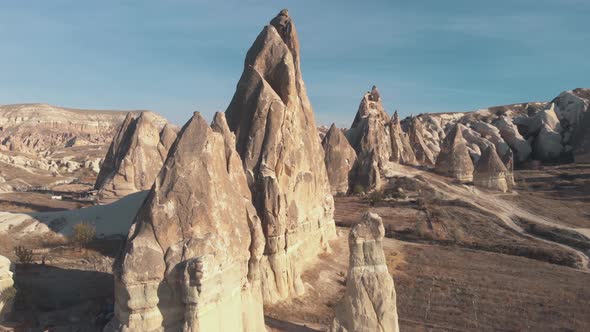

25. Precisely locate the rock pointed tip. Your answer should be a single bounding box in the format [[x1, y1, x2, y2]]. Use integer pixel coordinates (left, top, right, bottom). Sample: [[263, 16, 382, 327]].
[[369, 85, 381, 102], [278, 9, 289, 17]]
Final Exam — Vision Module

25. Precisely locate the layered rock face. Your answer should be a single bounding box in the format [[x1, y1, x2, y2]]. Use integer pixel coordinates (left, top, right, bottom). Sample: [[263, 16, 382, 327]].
[[346, 86, 393, 190], [435, 123, 474, 182], [0, 255, 15, 319], [474, 147, 509, 192], [110, 113, 265, 331], [0, 103, 167, 154], [330, 212, 399, 332], [225, 10, 336, 303], [390, 111, 417, 165], [94, 112, 177, 200], [322, 124, 357, 195]]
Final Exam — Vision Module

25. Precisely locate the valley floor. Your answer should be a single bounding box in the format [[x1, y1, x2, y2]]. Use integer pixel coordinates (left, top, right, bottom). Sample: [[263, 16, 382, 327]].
[[1, 164, 589, 331]]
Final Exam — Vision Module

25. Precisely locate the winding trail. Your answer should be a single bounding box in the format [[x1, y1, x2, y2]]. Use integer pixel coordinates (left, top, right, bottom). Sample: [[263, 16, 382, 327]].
[[392, 165, 590, 271]]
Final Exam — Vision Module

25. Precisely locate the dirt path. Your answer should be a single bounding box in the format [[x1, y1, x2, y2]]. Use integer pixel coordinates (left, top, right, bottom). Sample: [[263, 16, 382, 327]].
[[413, 169, 590, 270]]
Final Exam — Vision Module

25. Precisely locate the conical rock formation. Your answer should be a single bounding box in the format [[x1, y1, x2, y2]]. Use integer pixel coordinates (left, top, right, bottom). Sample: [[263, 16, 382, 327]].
[[94, 112, 177, 200], [225, 9, 336, 304], [435, 123, 474, 182], [390, 111, 417, 165], [330, 212, 399, 332], [474, 146, 509, 192], [109, 113, 265, 332], [322, 124, 357, 195], [346, 86, 393, 191]]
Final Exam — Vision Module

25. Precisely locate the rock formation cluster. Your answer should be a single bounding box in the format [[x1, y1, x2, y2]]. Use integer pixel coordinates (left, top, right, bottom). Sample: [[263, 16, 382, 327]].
[[474, 146, 509, 192], [94, 112, 177, 200], [434, 123, 474, 182], [110, 113, 265, 331], [330, 212, 399, 332], [346, 86, 394, 191], [322, 124, 357, 195], [225, 9, 336, 303]]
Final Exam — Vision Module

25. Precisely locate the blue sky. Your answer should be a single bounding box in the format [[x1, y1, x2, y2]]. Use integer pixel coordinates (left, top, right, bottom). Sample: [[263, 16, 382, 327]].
[[0, 0, 588, 127]]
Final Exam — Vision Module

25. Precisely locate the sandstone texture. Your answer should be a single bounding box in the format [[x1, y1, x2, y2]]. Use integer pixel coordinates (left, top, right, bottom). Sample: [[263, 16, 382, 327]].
[[110, 113, 265, 331], [94, 112, 177, 200], [322, 124, 357, 195], [474, 147, 509, 192], [225, 9, 336, 303], [346, 86, 394, 190], [0, 255, 15, 320], [502, 149, 516, 188], [330, 212, 399, 332], [408, 117, 436, 166]]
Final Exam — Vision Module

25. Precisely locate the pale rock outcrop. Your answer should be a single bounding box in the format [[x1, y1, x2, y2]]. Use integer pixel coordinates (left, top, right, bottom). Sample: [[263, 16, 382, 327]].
[[0, 255, 15, 319], [322, 124, 357, 195], [474, 146, 509, 192], [94, 112, 177, 200], [346, 86, 393, 191], [389, 111, 417, 165], [408, 118, 436, 166], [330, 212, 399, 332], [435, 123, 474, 182], [533, 124, 563, 161], [110, 113, 265, 332], [528, 103, 562, 135], [460, 125, 496, 164], [494, 116, 532, 162], [225, 9, 336, 303]]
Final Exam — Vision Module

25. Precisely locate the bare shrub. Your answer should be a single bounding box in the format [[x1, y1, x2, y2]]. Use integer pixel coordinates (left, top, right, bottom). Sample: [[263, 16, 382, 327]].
[[14, 246, 33, 264], [71, 223, 96, 248]]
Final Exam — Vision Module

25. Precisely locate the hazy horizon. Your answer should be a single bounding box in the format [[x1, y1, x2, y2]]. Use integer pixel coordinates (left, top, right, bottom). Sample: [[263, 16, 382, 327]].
[[1, 0, 588, 127]]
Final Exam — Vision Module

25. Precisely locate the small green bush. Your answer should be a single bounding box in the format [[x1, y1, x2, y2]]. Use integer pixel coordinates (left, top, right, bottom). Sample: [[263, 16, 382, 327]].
[[14, 246, 33, 264], [352, 184, 365, 195], [71, 223, 96, 247]]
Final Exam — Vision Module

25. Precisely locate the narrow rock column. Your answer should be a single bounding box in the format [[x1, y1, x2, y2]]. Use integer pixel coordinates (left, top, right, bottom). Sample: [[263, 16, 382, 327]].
[[330, 212, 399, 332]]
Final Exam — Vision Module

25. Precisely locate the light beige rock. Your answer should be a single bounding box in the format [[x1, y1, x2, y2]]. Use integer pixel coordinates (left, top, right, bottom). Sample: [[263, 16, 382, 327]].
[[408, 117, 436, 166], [94, 112, 177, 200], [346, 86, 393, 191], [474, 146, 509, 192], [330, 212, 399, 332], [322, 124, 357, 195], [0, 255, 15, 320], [494, 116, 531, 162], [110, 113, 265, 332], [533, 124, 563, 161], [390, 111, 417, 165], [435, 123, 474, 182], [225, 9, 336, 304]]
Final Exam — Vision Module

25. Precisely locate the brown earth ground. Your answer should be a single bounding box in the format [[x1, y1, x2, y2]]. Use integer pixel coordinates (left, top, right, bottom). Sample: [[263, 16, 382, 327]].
[[1, 164, 589, 331]]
